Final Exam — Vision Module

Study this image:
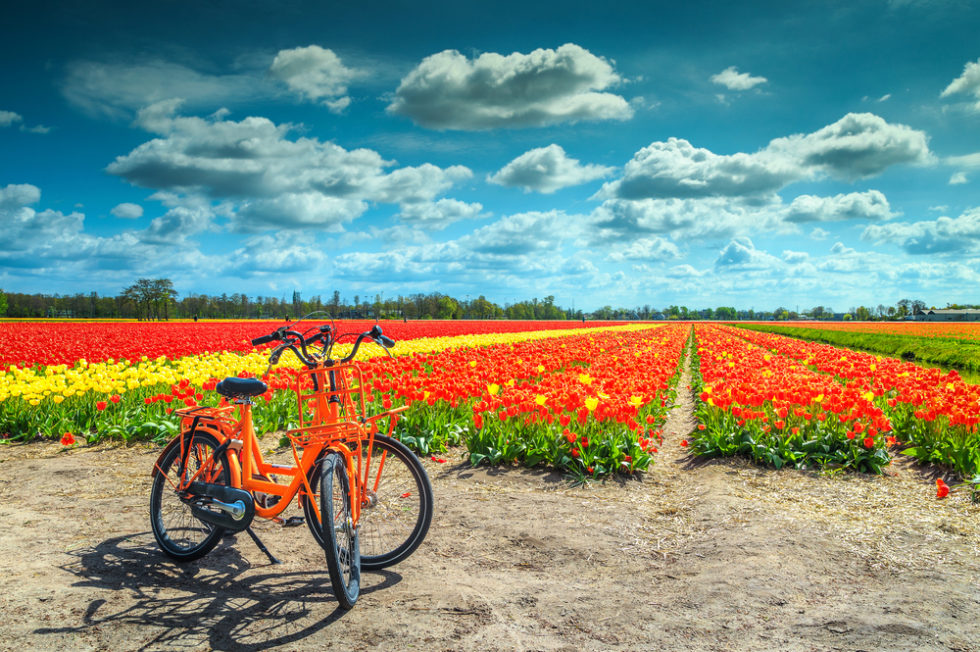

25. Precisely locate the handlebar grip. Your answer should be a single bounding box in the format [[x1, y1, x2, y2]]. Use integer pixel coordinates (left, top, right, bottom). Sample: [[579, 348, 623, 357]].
[[251, 333, 277, 346], [378, 335, 395, 349]]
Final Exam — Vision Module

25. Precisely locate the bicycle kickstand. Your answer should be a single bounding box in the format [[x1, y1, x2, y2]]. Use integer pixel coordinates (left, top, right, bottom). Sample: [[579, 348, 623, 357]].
[[245, 527, 282, 565]]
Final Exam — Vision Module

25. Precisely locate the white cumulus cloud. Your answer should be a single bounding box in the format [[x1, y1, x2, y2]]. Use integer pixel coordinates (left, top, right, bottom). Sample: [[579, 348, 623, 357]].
[[459, 210, 578, 256], [710, 66, 767, 91], [0, 110, 50, 133], [783, 250, 809, 264], [234, 193, 367, 232], [941, 57, 980, 110], [333, 210, 591, 291], [0, 183, 41, 208], [607, 236, 681, 262], [715, 237, 782, 270], [598, 137, 797, 199], [488, 144, 614, 193], [862, 207, 980, 255], [946, 152, 980, 168], [111, 202, 144, 219], [0, 110, 23, 127], [387, 43, 633, 130], [770, 112, 932, 181], [268, 45, 358, 113], [106, 101, 471, 231], [591, 196, 787, 241], [784, 190, 895, 223], [598, 113, 931, 201], [0, 184, 93, 264], [396, 199, 484, 230], [231, 232, 327, 273]]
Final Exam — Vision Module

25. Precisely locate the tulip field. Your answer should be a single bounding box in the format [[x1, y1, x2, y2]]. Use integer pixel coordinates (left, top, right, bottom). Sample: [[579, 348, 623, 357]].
[[0, 319, 676, 479], [690, 323, 980, 482], [2, 318, 978, 484]]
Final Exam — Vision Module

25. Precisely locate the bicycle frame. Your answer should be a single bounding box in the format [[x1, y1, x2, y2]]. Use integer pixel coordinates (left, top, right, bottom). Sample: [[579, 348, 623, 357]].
[[153, 360, 407, 529]]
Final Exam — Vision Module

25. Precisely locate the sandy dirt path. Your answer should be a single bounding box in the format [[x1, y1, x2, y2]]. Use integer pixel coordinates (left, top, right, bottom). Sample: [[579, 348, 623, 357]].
[[1, 346, 979, 651]]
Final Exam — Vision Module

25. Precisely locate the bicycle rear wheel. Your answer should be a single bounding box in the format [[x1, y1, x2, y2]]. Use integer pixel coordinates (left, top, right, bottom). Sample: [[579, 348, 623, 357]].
[[321, 452, 360, 609], [303, 434, 433, 570], [149, 431, 230, 562]]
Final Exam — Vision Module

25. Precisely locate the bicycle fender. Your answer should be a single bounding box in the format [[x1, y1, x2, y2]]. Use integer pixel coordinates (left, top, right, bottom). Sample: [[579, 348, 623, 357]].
[[151, 436, 184, 478], [150, 424, 233, 478]]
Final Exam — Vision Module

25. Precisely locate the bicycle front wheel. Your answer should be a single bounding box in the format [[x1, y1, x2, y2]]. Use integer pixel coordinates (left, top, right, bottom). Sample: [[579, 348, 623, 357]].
[[321, 452, 360, 609], [149, 431, 230, 562], [303, 435, 433, 570]]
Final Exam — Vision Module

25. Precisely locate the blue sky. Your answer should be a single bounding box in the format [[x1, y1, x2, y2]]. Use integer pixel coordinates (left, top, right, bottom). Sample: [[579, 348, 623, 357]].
[[2, 0, 979, 312]]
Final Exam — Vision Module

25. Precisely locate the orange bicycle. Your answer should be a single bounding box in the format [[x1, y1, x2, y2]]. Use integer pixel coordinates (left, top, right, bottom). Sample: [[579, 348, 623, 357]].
[[149, 317, 433, 609]]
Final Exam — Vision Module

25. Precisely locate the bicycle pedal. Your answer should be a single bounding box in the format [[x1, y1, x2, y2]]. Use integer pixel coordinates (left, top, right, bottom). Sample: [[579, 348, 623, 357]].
[[282, 516, 305, 527]]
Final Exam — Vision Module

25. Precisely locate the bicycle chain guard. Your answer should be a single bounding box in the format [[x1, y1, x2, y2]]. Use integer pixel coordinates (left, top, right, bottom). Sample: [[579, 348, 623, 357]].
[[186, 482, 256, 532]]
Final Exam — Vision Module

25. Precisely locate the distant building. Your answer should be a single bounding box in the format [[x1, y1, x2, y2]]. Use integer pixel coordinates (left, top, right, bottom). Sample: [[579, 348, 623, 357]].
[[915, 308, 980, 321]]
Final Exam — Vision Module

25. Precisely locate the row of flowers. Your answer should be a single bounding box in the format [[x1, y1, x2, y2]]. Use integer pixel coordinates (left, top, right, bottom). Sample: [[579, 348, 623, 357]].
[[2, 322, 690, 479], [723, 325, 980, 478], [0, 322, 638, 426], [689, 325, 893, 473], [0, 319, 620, 368], [279, 323, 688, 479]]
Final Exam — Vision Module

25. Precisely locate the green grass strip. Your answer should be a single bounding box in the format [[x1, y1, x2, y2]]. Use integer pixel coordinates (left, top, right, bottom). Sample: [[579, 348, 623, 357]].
[[732, 324, 980, 376]]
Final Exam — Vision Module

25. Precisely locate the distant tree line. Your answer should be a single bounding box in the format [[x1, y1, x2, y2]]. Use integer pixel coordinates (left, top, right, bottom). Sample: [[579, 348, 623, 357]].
[[0, 282, 935, 322], [0, 281, 578, 321]]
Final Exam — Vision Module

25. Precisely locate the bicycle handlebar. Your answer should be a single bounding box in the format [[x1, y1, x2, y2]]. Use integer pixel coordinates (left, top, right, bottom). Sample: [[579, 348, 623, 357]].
[[250, 317, 395, 370], [250, 332, 279, 346], [337, 327, 395, 364]]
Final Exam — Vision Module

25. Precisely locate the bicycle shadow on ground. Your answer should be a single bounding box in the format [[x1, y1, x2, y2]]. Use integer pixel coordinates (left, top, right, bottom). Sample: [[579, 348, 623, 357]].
[[448, 460, 566, 486], [449, 458, 655, 489], [40, 532, 401, 651]]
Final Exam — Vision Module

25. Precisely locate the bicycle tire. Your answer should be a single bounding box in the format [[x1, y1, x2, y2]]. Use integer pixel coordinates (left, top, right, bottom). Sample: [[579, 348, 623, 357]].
[[149, 431, 230, 562], [321, 452, 360, 609], [303, 434, 433, 570]]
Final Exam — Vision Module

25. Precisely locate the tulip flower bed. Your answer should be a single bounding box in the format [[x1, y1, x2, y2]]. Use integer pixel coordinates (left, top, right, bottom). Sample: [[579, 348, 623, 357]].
[[274, 323, 687, 479], [461, 325, 687, 478], [0, 320, 684, 478], [0, 319, 621, 368], [690, 324, 893, 473], [0, 322, 627, 441], [722, 325, 980, 478]]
